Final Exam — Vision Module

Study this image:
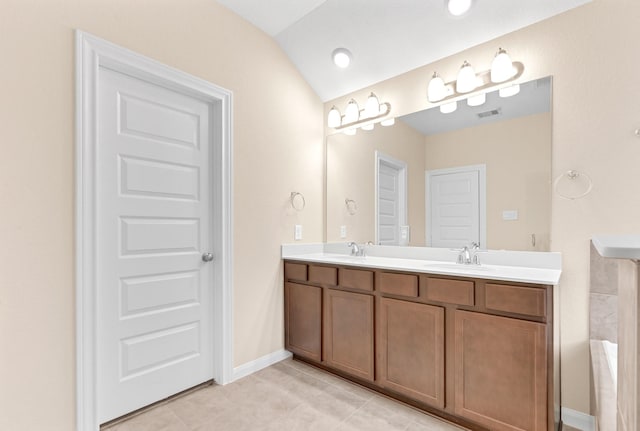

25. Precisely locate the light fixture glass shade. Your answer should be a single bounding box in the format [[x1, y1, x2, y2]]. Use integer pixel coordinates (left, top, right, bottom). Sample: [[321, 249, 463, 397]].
[[361, 123, 374, 131], [467, 93, 486, 107], [379, 103, 390, 115], [332, 48, 352, 68], [380, 118, 395, 127], [447, 0, 472, 16], [364, 93, 380, 118], [427, 72, 446, 102], [456, 61, 476, 93], [499, 84, 520, 98], [344, 128, 357, 135], [344, 99, 360, 123], [440, 101, 457, 114], [327, 106, 341, 128], [490, 48, 516, 83]]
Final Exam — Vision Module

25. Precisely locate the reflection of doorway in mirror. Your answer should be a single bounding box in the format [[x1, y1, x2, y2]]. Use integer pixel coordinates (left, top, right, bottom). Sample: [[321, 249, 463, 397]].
[[426, 164, 486, 248], [375, 152, 407, 246]]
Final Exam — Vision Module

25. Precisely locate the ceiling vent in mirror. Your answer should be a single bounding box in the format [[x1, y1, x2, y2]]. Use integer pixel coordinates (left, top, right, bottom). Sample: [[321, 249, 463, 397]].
[[477, 108, 502, 119]]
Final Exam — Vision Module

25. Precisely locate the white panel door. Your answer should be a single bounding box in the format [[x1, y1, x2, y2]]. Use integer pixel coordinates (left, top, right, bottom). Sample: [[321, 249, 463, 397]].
[[378, 161, 401, 245], [97, 66, 213, 423], [428, 168, 481, 248]]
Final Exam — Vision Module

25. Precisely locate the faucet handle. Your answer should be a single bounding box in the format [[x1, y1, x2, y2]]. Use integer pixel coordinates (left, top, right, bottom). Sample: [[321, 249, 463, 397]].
[[347, 241, 361, 256]]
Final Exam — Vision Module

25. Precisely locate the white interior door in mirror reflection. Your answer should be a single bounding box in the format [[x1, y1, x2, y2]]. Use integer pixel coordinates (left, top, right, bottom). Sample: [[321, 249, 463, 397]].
[[426, 165, 486, 248], [375, 152, 407, 246]]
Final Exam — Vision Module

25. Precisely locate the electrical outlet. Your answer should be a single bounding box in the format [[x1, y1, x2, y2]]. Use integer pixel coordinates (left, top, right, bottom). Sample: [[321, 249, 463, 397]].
[[294, 224, 303, 240], [340, 225, 347, 238]]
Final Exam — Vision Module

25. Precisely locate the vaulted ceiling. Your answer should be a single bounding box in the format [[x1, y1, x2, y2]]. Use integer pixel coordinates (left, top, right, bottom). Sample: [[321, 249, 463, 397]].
[[217, 0, 591, 101]]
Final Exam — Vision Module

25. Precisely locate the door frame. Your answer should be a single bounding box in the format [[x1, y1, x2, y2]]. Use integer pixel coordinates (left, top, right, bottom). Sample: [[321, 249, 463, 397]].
[[75, 31, 233, 431], [374, 151, 407, 245], [425, 164, 486, 248]]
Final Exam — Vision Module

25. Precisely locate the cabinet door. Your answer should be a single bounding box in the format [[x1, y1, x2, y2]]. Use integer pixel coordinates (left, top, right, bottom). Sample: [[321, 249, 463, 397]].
[[285, 282, 322, 362], [324, 288, 374, 381], [454, 310, 547, 431], [378, 298, 445, 408]]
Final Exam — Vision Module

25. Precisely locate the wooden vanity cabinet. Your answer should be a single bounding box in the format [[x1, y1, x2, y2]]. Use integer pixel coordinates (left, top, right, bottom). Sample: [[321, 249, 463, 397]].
[[378, 297, 445, 408], [323, 288, 375, 381], [283, 260, 554, 431], [284, 282, 322, 361], [454, 310, 548, 431]]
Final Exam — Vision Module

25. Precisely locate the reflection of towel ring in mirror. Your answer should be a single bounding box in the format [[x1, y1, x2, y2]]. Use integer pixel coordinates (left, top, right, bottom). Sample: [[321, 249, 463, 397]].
[[554, 170, 593, 200], [345, 198, 357, 215], [290, 192, 305, 211]]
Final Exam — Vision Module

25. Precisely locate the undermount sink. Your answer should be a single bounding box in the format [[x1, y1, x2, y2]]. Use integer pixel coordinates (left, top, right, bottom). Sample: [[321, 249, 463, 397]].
[[423, 262, 495, 272]]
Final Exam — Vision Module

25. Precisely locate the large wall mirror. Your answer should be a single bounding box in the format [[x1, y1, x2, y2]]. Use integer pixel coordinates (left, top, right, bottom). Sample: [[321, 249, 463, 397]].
[[326, 76, 552, 251]]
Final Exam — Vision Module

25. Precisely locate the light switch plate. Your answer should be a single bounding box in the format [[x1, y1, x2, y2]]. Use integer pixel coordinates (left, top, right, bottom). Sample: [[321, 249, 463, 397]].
[[294, 224, 302, 240], [502, 210, 519, 221], [400, 225, 410, 245]]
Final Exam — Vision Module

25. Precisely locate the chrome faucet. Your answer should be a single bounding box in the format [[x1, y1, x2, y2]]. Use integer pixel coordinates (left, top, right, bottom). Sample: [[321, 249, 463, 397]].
[[457, 242, 481, 265], [347, 242, 366, 257]]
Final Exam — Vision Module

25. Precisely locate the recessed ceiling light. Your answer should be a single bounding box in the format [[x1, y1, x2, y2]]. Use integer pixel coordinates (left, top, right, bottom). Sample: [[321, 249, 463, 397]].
[[332, 48, 352, 68], [446, 0, 472, 17]]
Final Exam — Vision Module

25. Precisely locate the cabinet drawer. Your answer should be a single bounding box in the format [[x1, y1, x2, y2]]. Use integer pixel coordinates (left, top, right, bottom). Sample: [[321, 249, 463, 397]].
[[425, 278, 475, 306], [308, 265, 338, 285], [284, 262, 307, 281], [485, 283, 546, 318], [379, 272, 419, 297], [339, 268, 374, 292]]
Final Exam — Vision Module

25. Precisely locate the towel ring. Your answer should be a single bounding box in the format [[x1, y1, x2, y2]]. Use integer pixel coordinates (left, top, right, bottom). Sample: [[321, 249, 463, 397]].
[[345, 198, 358, 215], [290, 192, 305, 211], [554, 170, 593, 200]]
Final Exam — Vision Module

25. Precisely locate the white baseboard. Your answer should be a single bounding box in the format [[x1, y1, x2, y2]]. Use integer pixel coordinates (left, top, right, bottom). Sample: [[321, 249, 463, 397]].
[[231, 349, 292, 382], [562, 407, 596, 431]]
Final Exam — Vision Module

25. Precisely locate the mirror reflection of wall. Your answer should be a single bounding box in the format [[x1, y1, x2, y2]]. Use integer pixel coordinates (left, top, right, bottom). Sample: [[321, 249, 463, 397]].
[[326, 76, 552, 251]]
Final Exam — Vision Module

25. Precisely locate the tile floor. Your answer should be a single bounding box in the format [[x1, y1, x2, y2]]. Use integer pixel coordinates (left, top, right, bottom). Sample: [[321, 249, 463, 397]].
[[102, 358, 465, 431]]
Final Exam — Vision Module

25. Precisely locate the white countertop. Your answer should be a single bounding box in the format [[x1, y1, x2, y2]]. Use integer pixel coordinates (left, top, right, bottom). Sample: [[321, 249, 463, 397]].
[[282, 243, 562, 286], [592, 235, 640, 259]]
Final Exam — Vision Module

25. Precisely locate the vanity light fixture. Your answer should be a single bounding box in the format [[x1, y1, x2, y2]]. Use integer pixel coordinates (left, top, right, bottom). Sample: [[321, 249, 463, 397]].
[[440, 101, 457, 114], [332, 48, 352, 68], [427, 47, 524, 113], [456, 61, 477, 93], [466, 93, 486, 107], [427, 72, 447, 102], [327, 106, 341, 128], [327, 92, 393, 133], [344, 99, 360, 123], [499, 83, 520, 98], [364, 92, 381, 117], [490, 48, 516, 83]]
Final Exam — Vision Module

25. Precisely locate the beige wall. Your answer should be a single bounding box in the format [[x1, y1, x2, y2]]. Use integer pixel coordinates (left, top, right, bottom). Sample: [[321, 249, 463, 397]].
[[326, 122, 426, 245], [425, 112, 551, 251], [325, 0, 640, 414], [0, 1, 323, 429]]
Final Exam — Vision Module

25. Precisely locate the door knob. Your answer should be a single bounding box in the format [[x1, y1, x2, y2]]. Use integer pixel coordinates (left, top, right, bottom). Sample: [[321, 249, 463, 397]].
[[202, 252, 214, 262]]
